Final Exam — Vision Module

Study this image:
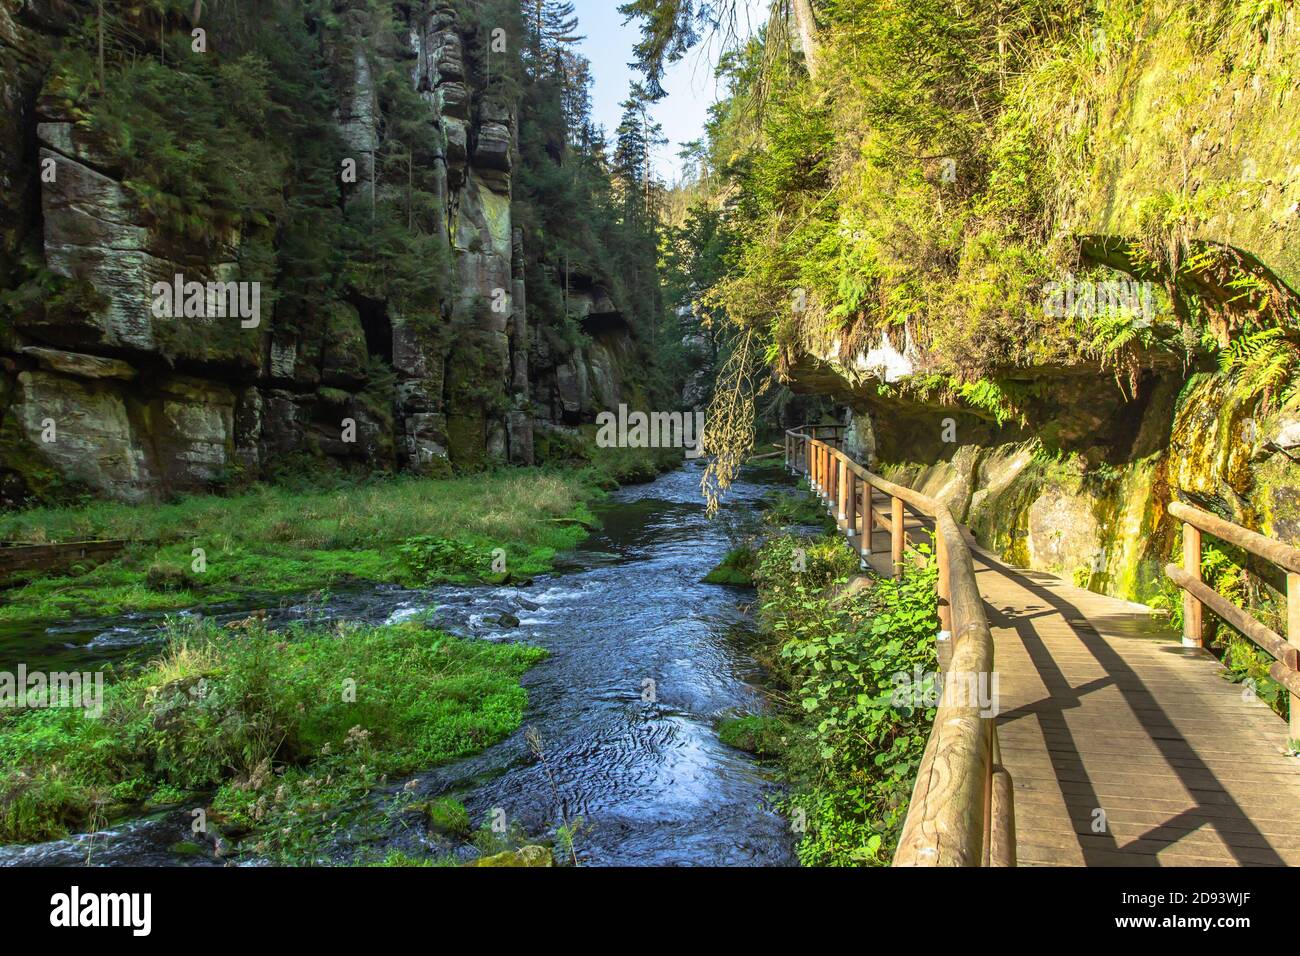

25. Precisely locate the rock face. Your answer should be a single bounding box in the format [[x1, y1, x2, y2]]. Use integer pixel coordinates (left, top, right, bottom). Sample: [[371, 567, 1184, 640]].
[[834, 368, 1300, 606], [0, 2, 638, 503]]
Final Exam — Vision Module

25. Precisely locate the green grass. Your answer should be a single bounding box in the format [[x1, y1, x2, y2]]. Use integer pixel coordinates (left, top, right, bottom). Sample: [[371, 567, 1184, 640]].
[[0, 617, 546, 859], [0, 467, 606, 627], [369, 850, 459, 867]]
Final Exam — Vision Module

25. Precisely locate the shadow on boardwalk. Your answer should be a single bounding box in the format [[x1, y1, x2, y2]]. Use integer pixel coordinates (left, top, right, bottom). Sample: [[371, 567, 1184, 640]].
[[974, 545, 1300, 866]]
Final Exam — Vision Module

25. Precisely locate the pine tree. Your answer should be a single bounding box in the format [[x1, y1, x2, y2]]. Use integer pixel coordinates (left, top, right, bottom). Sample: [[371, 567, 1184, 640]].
[[613, 83, 666, 219]]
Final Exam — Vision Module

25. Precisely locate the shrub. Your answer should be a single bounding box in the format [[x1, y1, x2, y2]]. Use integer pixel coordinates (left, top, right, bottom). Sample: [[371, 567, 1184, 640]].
[[753, 531, 939, 865], [397, 535, 488, 583]]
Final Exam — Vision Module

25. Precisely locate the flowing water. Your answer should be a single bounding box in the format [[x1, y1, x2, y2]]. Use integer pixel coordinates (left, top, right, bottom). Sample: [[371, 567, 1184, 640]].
[[0, 463, 799, 867]]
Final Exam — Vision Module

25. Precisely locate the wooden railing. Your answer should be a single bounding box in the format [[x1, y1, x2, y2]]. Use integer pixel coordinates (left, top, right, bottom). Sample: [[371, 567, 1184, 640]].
[[784, 427, 1015, 866], [1165, 500, 1300, 742]]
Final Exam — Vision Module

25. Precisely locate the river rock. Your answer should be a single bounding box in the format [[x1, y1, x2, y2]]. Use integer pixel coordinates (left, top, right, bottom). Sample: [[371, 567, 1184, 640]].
[[466, 845, 553, 867]]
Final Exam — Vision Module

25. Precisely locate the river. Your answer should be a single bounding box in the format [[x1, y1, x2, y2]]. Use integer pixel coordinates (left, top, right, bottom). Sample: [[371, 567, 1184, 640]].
[[0, 463, 799, 867]]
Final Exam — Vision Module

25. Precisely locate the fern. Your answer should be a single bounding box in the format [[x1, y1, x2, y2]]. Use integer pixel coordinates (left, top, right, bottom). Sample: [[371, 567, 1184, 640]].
[[1218, 327, 1300, 408]]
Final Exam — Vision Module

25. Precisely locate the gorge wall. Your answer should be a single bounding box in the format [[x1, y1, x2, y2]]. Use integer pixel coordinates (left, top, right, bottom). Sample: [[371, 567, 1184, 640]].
[[0, 0, 643, 505], [763, 0, 1300, 615], [812, 365, 1300, 610]]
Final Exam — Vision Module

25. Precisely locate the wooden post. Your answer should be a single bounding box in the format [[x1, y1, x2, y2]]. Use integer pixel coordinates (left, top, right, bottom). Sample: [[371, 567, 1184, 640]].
[[837, 458, 848, 526], [891, 496, 905, 579], [827, 447, 834, 503], [936, 530, 952, 636], [860, 482, 871, 560], [845, 472, 855, 539], [1182, 522, 1203, 648], [1289, 572, 1300, 743]]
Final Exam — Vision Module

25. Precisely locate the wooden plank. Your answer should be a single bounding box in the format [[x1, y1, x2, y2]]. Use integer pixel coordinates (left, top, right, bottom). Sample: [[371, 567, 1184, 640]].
[[0, 539, 128, 584]]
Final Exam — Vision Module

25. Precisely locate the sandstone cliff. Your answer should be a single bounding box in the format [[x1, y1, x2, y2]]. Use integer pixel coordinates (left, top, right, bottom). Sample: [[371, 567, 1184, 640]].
[[0, 0, 642, 504]]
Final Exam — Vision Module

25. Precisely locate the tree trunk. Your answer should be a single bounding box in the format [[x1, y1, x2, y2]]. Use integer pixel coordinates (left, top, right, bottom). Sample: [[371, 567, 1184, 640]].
[[790, 0, 820, 78]]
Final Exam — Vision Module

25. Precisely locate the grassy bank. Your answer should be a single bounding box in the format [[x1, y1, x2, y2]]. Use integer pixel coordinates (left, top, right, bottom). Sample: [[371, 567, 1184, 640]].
[[0, 446, 676, 627], [717, 502, 939, 866], [0, 616, 546, 859]]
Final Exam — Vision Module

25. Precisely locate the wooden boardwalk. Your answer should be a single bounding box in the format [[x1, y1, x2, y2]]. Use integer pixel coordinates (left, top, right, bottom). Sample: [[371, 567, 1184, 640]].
[[975, 543, 1300, 866], [854, 487, 1300, 866]]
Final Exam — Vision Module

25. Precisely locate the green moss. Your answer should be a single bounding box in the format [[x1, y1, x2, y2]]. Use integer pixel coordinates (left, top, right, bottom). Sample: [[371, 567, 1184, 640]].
[[445, 407, 487, 471], [0, 618, 546, 857], [466, 845, 554, 867], [717, 714, 788, 755], [317, 387, 352, 408], [423, 797, 472, 836], [703, 546, 757, 586], [168, 841, 207, 857]]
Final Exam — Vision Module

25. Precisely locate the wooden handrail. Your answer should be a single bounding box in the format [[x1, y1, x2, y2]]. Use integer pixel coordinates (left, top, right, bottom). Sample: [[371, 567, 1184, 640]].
[[1165, 500, 1300, 742], [784, 427, 1013, 866], [1168, 501, 1300, 574]]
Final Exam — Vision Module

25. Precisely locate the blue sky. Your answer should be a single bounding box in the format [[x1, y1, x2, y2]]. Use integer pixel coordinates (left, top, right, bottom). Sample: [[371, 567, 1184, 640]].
[[570, 0, 767, 184]]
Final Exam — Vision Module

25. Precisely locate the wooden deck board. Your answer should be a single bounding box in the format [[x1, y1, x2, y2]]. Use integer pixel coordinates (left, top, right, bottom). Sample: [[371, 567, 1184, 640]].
[[971, 542, 1300, 867]]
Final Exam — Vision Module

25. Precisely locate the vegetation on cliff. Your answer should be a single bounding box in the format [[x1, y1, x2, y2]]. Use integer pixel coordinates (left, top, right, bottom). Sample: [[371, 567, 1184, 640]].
[[637, 0, 1300, 417]]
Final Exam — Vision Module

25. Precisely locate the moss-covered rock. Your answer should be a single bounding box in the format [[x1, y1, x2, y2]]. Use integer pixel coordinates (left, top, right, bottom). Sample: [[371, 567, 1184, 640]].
[[466, 844, 553, 867], [703, 546, 757, 586], [717, 714, 789, 756]]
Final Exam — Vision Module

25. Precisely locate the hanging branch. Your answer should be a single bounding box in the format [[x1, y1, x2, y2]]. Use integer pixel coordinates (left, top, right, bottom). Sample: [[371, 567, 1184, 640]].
[[700, 326, 771, 516]]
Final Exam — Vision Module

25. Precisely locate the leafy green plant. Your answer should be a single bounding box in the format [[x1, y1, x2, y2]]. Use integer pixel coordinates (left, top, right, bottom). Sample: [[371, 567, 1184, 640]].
[[751, 530, 940, 865], [397, 535, 487, 583]]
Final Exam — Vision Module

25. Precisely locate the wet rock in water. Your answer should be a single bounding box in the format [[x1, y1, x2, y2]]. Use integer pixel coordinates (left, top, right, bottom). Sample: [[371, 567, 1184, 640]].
[[168, 840, 207, 858], [494, 611, 520, 628], [515, 597, 541, 612], [466, 845, 553, 867], [702, 546, 756, 586], [418, 796, 472, 837]]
